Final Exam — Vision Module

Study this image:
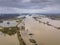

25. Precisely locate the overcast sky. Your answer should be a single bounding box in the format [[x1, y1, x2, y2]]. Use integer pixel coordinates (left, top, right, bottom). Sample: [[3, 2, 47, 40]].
[[0, 0, 60, 13]]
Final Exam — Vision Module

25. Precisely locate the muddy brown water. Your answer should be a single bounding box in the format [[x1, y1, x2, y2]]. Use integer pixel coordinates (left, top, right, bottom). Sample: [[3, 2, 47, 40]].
[[0, 16, 60, 45], [25, 16, 60, 45], [0, 32, 19, 45]]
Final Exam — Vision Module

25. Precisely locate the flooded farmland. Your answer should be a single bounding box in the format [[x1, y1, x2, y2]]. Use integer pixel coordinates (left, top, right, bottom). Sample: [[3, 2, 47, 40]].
[[0, 32, 19, 45], [24, 15, 60, 45], [0, 0, 60, 45], [0, 15, 60, 45], [0, 20, 19, 45]]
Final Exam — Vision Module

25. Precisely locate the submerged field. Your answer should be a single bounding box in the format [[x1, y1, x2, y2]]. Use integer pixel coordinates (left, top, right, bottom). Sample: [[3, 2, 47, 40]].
[[0, 15, 60, 45], [24, 15, 60, 45]]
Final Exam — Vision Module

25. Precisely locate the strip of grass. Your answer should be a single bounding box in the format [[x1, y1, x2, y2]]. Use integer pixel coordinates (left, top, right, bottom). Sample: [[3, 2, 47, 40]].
[[0, 26, 19, 36]]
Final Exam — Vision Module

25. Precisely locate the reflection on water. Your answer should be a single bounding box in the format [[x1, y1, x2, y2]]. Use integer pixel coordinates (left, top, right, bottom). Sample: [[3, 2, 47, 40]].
[[0, 27, 19, 45], [0, 21, 18, 27]]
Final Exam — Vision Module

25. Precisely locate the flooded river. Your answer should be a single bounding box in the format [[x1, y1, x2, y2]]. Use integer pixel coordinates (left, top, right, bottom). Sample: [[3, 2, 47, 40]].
[[0, 15, 60, 45], [25, 16, 60, 45]]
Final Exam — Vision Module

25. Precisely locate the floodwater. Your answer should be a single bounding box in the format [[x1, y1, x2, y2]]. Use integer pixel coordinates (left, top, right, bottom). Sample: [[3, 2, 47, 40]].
[[25, 16, 60, 45], [0, 20, 18, 27], [0, 32, 19, 45], [0, 15, 60, 45], [37, 17, 60, 27], [0, 20, 19, 45]]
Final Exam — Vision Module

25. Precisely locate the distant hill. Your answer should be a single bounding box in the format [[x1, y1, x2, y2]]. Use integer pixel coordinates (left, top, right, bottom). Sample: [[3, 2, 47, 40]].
[[0, 14, 20, 20], [0, 13, 60, 20]]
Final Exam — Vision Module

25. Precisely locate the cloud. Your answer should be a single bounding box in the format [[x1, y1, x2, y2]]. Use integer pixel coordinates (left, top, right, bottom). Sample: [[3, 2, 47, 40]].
[[0, 7, 45, 13], [0, 0, 52, 8], [0, 6, 60, 14], [21, 0, 31, 3], [0, 0, 60, 13], [0, 0, 59, 8]]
